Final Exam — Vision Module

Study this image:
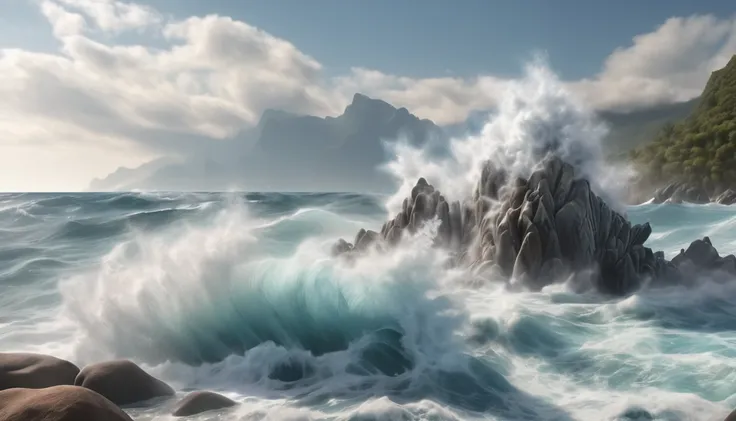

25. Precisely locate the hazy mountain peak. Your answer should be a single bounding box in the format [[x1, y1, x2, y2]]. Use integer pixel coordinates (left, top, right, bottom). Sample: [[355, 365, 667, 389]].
[[257, 109, 297, 128], [344, 93, 397, 120], [350, 92, 392, 107]]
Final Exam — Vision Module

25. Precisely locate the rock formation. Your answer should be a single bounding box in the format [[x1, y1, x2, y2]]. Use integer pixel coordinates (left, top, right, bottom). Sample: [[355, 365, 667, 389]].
[[652, 181, 710, 204], [74, 360, 174, 406], [0, 353, 79, 391], [715, 189, 736, 205], [0, 386, 133, 421], [648, 181, 736, 205], [332, 156, 736, 296]]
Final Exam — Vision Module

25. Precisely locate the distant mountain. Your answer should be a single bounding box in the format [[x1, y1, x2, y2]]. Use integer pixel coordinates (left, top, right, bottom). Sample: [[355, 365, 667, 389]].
[[89, 158, 177, 191], [630, 55, 736, 196], [90, 91, 698, 192], [90, 94, 446, 192]]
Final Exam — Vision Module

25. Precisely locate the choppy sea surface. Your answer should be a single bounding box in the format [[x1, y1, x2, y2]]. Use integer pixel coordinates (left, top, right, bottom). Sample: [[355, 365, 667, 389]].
[[0, 191, 735, 421]]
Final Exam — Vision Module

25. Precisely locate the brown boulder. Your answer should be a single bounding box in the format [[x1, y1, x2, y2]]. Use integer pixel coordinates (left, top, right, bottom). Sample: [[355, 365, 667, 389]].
[[0, 353, 79, 391], [172, 391, 237, 417], [75, 360, 174, 406], [0, 385, 133, 421]]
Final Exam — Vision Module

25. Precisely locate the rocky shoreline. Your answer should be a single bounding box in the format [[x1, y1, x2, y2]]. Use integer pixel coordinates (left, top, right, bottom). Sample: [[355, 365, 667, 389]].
[[333, 156, 736, 296], [0, 353, 236, 420], [647, 181, 736, 205]]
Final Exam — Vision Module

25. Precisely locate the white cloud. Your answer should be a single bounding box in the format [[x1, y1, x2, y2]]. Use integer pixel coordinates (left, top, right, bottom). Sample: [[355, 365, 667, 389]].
[[573, 15, 736, 111], [0, 0, 734, 191], [56, 0, 161, 33], [40, 0, 86, 37]]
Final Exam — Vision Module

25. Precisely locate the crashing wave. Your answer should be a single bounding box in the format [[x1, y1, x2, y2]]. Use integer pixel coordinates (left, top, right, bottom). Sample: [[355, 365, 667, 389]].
[[332, 155, 736, 296]]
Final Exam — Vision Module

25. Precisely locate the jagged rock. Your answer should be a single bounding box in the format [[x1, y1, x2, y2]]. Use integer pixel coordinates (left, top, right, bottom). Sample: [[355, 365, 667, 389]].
[[172, 391, 237, 417], [0, 353, 79, 391], [684, 237, 719, 267], [331, 239, 352, 256], [668, 237, 736, 277], [75, 360, 174, 406], [0, 386, 133, 421], [354, 230, 379, 251], [653, 181, 710, 204], [715, 189, 736, 205], [331, 155, 736, 296], [332, 177, 474, 259]]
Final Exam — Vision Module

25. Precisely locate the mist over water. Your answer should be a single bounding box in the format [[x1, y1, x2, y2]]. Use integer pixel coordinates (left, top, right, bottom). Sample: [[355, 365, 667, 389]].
[[0, 63, 735, 421]]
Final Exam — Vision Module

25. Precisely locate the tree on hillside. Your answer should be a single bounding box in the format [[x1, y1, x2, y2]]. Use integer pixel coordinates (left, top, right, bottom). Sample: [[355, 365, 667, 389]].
[[630, 55, 736, 194]]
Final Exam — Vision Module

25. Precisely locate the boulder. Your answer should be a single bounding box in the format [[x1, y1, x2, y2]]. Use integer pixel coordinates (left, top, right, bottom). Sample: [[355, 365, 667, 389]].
[[0, 353, 79, 391], [75, 360, 174, 406], [172, 391, 237, 417], [0, 385, 133, 421]]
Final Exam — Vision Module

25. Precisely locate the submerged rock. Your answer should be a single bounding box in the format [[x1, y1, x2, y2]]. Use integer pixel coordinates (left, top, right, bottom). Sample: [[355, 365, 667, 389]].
[[0, 353, 79, 391], [75, 360, 174, 406], [172, 391, 237, 417], [0, 386, 133, 421], [332, 155, 736, 296], [619, 406, 654, 420]]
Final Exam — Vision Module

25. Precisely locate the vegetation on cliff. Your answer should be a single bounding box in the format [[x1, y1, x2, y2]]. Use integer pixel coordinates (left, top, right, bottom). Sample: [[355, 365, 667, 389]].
[[629, 55, 736, 194]]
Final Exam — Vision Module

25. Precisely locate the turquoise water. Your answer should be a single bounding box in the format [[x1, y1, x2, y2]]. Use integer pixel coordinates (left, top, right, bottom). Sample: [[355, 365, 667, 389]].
[[0, 192, 735, 421]]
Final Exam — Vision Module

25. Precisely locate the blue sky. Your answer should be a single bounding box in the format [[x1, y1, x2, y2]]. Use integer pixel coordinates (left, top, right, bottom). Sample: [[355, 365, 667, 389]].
[[160, 0, 733, 80], [3, 0, 734, 80], [0, 0, 735, 191]]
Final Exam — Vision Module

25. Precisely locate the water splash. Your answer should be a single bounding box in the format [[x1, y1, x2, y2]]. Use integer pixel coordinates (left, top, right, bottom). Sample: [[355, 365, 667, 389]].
[[382, 58, 636, 216]]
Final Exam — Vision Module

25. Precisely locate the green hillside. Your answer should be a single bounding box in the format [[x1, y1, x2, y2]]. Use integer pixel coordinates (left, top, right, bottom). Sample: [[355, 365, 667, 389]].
[[629, 55, 736, 194]]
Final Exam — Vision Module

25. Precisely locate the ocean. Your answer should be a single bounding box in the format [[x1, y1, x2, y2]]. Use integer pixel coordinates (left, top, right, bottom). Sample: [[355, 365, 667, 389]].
[[0, 191, 735, 421]]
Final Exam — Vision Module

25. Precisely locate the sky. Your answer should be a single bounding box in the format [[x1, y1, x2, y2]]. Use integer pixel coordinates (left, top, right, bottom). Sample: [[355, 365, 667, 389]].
[[0, 0, 735, 191]]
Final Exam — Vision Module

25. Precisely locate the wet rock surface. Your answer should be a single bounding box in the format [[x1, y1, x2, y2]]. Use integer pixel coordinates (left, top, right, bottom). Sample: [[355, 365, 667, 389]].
[[74, 360, 174, 406], [172, 391, 237, 417], [0, 353, 79, 391], [333, 156, 736, 296], [0, 386, 133, 421]]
